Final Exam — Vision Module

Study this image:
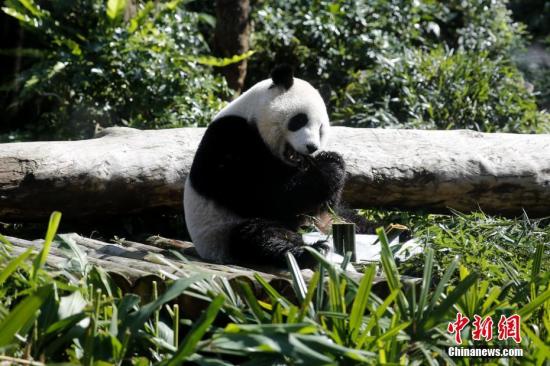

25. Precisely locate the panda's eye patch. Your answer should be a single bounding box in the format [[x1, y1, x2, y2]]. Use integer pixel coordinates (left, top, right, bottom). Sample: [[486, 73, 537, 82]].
[[288, 113, 309, 131]]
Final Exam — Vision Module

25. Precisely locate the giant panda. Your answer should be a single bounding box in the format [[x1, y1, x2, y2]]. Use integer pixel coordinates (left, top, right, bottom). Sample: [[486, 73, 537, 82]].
[[184, 65, 346, 268]]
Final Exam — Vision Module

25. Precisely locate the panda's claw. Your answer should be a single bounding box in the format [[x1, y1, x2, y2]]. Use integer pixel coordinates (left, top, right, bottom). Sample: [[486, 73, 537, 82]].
[[291, 241, 328, 269], [311, 240, 329, 253], [314, 151, 346, 170]]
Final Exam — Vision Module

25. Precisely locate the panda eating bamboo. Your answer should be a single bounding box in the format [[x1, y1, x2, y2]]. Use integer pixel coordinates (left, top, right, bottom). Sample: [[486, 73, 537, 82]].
[[184, 65, 346, 268]]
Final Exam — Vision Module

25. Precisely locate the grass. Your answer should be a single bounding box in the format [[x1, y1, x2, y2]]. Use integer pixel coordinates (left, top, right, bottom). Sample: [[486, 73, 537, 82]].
[[0, 210, 548, 365]]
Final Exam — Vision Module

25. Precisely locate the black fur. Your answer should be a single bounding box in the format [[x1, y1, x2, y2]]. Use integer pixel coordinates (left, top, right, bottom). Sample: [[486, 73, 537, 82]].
[[288, 113, 308, 131], [188, 115, 346, 268], [229, 218, 329, 269], [271, 64, 294, 90]]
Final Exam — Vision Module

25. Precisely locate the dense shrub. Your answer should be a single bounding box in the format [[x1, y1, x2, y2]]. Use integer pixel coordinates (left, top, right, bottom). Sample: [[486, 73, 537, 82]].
[[249, 0, 546, 132], [3, 0, 549, 139], [1, 0, 229, 140], [333, 48, 540, 131]]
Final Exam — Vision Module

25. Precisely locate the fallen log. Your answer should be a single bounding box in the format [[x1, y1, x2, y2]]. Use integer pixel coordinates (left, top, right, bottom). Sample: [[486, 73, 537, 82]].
[[1, 127, 550, 220], [4, 233, 397, 304]]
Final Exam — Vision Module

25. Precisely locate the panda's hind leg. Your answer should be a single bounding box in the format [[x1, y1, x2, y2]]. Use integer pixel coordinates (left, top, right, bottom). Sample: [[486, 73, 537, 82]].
[[228, 218, 327, 269]]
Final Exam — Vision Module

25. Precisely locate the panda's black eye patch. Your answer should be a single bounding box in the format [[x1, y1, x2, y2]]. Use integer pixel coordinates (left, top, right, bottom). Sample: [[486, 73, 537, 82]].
[[288, 113, 309, 131]]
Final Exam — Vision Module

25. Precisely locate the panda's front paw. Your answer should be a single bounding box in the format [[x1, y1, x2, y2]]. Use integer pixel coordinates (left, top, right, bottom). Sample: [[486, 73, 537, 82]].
[[313, 151, 346, 191], [292, 241, 328, 269], [314, 151, 346, 173], [311, 240, 330, 253]]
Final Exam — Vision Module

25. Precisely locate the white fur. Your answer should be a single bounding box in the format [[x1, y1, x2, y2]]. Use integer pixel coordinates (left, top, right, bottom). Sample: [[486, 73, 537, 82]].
[[184, 179, 245, 263], [216, 77, 330, 160]]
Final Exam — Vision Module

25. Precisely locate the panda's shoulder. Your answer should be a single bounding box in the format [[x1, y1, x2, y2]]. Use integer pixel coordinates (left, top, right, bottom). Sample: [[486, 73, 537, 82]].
[[200, 115, 263, 150], [207, 115, 252, 134], [205, 115, 254, 139]]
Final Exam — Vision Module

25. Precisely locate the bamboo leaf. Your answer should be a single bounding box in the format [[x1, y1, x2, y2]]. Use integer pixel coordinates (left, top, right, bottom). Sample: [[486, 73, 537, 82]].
[[165, 295, 224, 365], [236, 280, 268, 323], [423, 273, 479, 329], [189, 50, 255, 67], [32, 211, 61, 282], [349, 264, 376, 341], [416, 248, 434, 321], [2, 6, 37, 26], [17, 0, 42, 17], [0, 247, 33, 286], [0, 285, 53, 347], [121, 273, 208, 336], [518, 286, 550, 320], [377, 227, 409, 317], [106, 0, 127, 21], [286, 252, 308, 303]]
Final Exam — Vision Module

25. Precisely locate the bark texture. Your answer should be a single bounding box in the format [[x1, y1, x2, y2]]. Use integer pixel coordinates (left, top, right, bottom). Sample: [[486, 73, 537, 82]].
[[1, 127, 549, 220], [213, 0, 251, 94], [4, 233, 392, 304]]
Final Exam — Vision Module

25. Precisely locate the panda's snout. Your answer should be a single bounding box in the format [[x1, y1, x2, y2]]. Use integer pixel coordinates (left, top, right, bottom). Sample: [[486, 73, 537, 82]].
[[306, 144, 318, 154]]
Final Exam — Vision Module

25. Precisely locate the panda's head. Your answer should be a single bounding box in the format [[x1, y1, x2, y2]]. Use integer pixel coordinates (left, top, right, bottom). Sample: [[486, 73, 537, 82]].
[[217, 65, 330, 166]]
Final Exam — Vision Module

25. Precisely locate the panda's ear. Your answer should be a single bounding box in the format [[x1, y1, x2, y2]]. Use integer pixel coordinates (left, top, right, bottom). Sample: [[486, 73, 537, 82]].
[[270, 64, 294, 90]]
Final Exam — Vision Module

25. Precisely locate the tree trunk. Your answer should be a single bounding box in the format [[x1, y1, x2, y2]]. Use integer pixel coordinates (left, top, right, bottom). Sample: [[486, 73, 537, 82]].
[[213, 0, 251, 94], [1, 127, 549, 221]]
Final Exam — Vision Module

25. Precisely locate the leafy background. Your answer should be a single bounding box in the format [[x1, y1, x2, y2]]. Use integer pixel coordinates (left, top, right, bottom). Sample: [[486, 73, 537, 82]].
[[0, 0, 549, 140], [0, 1, 549, 365]]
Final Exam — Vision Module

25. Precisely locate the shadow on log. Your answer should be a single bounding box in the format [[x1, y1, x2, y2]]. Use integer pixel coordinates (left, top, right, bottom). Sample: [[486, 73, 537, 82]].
[[1, 127, 550, 220]]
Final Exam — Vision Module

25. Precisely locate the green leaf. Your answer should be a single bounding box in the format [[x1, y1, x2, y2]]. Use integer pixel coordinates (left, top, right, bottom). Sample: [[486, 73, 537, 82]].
[[297, 270, 320, 322], [253, 273, 292, 309], [127, 1, 155, 32], [426, 256, 459, 315], [58, 234, 88, 274], [0, 285, 53, 347], [286, 252, 308, 303], [106, 0, 127, 21], [531, 242, 543, 282], [374, 321, 411, 343], [17, 0, 43, 17], [423, 272, 479, 329], [32, 211, 61, 282], [236, 280, 268, 323], [349, 264, 376, 341], [224, 323, 317, 335], [0, 247, 33, 286], [44, 312, 86, 336], [2, 6, 37, 26], [297, 334, 374, 361], [121, 273, 208, 336], [518, 286, 550, 320], [165, 295, 224, 365], [520, 324, 550, 360], [189, 50, 255, 67], [416, 248, 434, 322], [377, 227, 409, 317]]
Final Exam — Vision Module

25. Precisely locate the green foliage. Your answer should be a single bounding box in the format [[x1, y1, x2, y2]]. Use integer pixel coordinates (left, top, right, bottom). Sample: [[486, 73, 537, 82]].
[[250, 0, 547, 132], [360, 209, 550, 284], [0, 212, 548, 364], [2, 0, 230, 140], [334, 48, 541, 131], [3, 0, 550, 138]]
